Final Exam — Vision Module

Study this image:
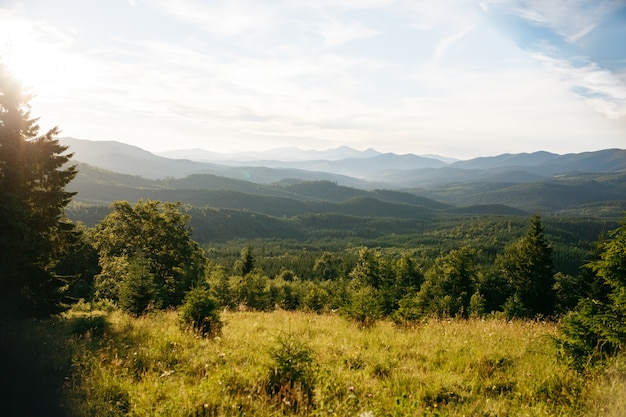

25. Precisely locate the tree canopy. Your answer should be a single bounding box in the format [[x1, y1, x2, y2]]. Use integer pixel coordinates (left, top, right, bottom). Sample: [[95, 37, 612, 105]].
[[90, 200, 207, 313]]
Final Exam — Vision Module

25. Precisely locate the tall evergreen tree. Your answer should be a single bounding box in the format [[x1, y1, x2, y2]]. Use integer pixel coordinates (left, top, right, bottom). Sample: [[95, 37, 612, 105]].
[[558, 216, 626, 369], [0, 64, 77, 317], [496, 214, 555, 317]]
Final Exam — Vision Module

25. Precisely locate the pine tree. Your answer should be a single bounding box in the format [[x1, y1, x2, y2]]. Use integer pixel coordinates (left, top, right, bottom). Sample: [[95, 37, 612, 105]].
[[558, 216, 626, 369], [496, 214, 555, 317], [0, 64, 77, 317]]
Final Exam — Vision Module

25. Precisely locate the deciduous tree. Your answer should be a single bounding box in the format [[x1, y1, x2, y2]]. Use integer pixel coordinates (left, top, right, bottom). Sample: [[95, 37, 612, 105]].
[[90, 200, 206, 310]]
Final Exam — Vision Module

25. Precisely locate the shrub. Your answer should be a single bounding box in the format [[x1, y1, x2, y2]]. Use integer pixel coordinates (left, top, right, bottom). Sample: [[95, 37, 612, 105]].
[[342, 285, 383, 328], [180, 287, 223, 338], [69, 314, 109, 338], [392, 293, 424, 327], [267, 332, 316, 412]]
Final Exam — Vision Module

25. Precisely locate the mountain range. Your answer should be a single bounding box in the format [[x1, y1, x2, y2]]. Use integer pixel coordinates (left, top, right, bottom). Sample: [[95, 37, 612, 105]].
[[60, 137, 626, 220]]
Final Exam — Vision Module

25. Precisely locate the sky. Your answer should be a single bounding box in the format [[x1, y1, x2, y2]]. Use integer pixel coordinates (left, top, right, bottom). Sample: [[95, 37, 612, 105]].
[[1, 0, 625, 159]]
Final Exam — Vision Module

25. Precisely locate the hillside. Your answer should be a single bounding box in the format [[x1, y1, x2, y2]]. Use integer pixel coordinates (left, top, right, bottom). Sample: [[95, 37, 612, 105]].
[[62, 138, 626, 224]]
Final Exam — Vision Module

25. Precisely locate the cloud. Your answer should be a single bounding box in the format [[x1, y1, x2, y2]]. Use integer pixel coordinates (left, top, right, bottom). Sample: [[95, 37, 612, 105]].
[[153, 0, 275, 37], [533, 54, 626, 119], [2, 0, 623, 157], [316, 17, 378, 47], [486, 0, 622, 44], [430, 25, 476, 67]]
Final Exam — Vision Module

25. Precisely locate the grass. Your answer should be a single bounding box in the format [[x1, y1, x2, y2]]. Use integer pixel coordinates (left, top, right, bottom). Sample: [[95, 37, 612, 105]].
[[6, 308, 626, 416]]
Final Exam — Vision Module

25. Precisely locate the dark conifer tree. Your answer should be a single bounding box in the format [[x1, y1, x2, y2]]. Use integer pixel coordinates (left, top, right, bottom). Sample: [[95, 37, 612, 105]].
[[496, 214, 555, 317], [0, 64, 77, 317]]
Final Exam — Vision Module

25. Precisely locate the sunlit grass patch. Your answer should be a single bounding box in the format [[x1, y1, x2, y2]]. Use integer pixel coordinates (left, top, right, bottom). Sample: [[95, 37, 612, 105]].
[[13, 308, 623, 416]]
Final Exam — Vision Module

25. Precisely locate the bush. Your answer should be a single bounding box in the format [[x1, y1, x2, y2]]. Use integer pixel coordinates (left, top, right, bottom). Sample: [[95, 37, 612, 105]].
[[342, 285, 383, 328], [267, 332, 316, 412], [392, 293, 424, 327], [180, 287, 223, 338], [69, 314, 110, 338]]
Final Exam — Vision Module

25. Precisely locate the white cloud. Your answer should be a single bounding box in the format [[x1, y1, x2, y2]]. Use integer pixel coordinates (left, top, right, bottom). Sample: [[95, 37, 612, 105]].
[[154, 0, 275, 37], [534, 54, 626, 119], [2, 0, 623, 157], [488, 0, 621, 44], [316, 17, 378, 47], [430, 25, 476, 67]]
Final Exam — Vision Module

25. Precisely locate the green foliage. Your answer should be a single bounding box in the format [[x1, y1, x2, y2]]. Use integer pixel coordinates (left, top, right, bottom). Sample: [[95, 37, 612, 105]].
[[425, 247, 478, 318], [118, 253, 157, 316], [91, 200, 207, 308], [496, 214, 555, 317], [392, 292, 425, 326], [343, 285, 383, 328], [557, 217, 626, 369], [231, 271, 273, 311], [267, 331, 316, 412], [0, 64, 77, 317], [69, 314, 110, 338], [179, 286, 222, 338], [234, 245, 255, 275], [468, 291, 486, 318]]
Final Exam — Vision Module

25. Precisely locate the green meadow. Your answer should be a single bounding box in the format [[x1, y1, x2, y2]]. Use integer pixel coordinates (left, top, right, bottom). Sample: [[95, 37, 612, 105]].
[[11, 307, 626, 417]]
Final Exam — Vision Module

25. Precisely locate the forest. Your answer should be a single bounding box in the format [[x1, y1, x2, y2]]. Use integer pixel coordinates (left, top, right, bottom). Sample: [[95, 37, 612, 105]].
[[2, 63, 626, 416]]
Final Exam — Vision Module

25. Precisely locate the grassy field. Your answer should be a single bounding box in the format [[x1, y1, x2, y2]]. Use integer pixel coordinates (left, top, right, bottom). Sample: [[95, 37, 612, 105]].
[[6, 308, 626, 416]]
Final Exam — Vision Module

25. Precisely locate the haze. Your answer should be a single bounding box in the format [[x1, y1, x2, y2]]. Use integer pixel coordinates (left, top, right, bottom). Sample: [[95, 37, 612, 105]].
[[1, 0, 625, 159]]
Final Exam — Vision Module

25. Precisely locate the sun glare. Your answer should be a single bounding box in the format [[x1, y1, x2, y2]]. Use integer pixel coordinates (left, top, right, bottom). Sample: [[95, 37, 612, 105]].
[[1, 18, 90, 97]]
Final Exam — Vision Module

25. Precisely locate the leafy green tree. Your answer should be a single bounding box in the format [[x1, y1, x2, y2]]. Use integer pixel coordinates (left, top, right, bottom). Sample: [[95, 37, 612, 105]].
[[558, 217, 626, 369], [496, 214, 555, 317], [90, 200, 206, 308], [0, 64, 77, 317]]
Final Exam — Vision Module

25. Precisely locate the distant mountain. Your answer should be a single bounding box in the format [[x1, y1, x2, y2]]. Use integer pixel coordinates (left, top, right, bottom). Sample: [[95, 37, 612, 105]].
[[61, 138, 373, 186], [61, 137, 220, 179], [157, 145, 382, 162], [451, 149, 626, 175], [61, 137, 626, 219]]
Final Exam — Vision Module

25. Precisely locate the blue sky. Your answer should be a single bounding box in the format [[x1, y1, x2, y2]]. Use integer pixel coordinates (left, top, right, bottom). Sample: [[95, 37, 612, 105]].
[[1, 0, 625, 158]]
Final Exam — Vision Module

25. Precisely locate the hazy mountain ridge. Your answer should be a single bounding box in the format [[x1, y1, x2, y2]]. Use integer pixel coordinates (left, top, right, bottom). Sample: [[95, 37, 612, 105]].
[[61, 138, 626, 186], [62, 138, 626, 221]]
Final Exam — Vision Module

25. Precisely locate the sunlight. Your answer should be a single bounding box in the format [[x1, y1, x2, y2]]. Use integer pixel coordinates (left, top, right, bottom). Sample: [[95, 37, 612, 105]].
[[1, 18, 91, 96]]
